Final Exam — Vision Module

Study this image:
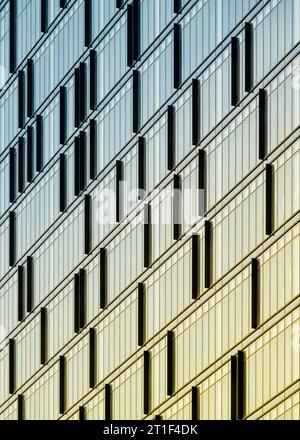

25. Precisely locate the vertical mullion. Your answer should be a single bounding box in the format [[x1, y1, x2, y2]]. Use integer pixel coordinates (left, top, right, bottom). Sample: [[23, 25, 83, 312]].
[[173, 23, 181, 89], [9, 147, 16, 203], [231, 355, 237, 420], [173, 174, 181, 240], [79, 268, 86, 329], [127, 5, 133, 67], [79, 130, 86, 192], [9, 339, 15, 394], [41, 0, 48, 33], [251, 258, 259, 329], [84, 194, 92, 255], [74, 273, 80, 333], [143, 350, 150, 415], [17, 394, 24, 420], [204, 220, 212, 289], [27, 126, 34, 183], [17, 265, 24, 322], [74, 68, 80, 128], [105, 384, 111, 421], [143, 203, 151, 268], [18, 71, 25, 129], [231, 37, 239, 106], [27, 59, 34, 118], [9, 0, 16, 74], [89, 50, 97, 111], [89, 328, 96, 388], [167, 331, 174, 396], [18, 137, 25, 193], [89, 119, 97, 180], [9, 211, 16, 267], [116, 160, 123, 223], [40, 307, 47, 365], [59, 86, 67, 145], [59, 154, 67, 213], [138, 136, 145, 199], [79, 62, 87, 123], [192, 79, 200, 146], [265, 163, 273, 236], [191, 234, 199, 300], [132, 69, 140, 133], [138, 283, 145, 347], [167, 105, 175, 171], [36, 114, 43, 172], [191, 386, 198, 420], [245, 22, 253, 93], [100, 248, 107, 309], [59, 356, 66, 414], [259, 89, 267, 160], [237, 351, 245, 420], [26, 256, 33, 313], [84, 0, 92, 47]]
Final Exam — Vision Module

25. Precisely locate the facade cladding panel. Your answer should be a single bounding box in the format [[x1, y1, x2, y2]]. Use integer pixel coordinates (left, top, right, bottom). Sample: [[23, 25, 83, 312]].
[[0, 0, 299, 421]]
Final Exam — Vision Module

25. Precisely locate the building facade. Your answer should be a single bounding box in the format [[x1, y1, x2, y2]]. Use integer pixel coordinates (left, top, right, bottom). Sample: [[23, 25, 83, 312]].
[[0, 0, 299, 420]]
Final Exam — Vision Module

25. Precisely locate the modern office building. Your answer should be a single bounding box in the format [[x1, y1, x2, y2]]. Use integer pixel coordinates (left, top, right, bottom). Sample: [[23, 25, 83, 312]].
[[0, 0, 299, 421]]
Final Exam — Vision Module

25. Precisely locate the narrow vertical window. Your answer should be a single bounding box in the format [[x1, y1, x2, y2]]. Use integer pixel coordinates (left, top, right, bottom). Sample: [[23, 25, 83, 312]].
[[100, 248, 107, 309], [230, 355, 237, 420], [74, 68, 80, 128], [245, 22, 253, 93], [143, 203, 151, 268], [167, 105, 175, 171], [79, 130, 86, 192], [155, 415, 162, 420], [79, 268, 86, 329], [231, 37, 239, 107], [105, 384, 111, 421], [84, 0, 92, 47], [59, 154, 67, 213], [17, 395, 24, 420], [132, 0, 140, 61], [9, 211, 16, 267], [89, 50, 97, 111], [174, 0, 181, 14], [237, 350, 245, 420], [204, 220, 212, 289], [191, 386, 198, 420], [192, 79, 200, 146], [84, 194, 92, 255], [9, 338, 15, 394], [60, 0, 67, 8], [59, 86, 67, 145], [59, 356, 66, 414], [74, 136, 80, 196], [138, 283, 145, 347], [198, 149, 205, 217], [36, 114, 43, 172], [27, 59, 34, 118], [127, 5, 133, 67], [40, 307, 47, 365], [259, 89, 267, 160], [79, 62, 87, 123], [251, 258, 259, 329], [143, 350, 150, 415], [18, 137, 25, 193], [79, 406, 85, 420], [17, 266, 24, 322], [41, 0, 48, 33], [173, 174, 182, 241], [89, 119, 97, 180], [132, 69, 140, 133], [9, 147, 16, 203], [116, 160, 124, 223], [18, 70, 25, 129], [173, 23, 181, 89], [138, 136, 145, 200], [265, 163, 273, 236], [191, 234, 199, 300], [74, 273, 80, 333], [9, 0, 16, 73], [116, 0, 123, 9], [167, 331, 174, 396], [89, 328, 96, 388], [26, 256, 33, 313], [27, 126, 34, 183]]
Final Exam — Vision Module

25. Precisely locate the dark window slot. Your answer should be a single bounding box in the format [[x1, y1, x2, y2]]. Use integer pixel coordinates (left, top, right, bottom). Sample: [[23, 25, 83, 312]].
[[90, 50, 97, 110], [79, 62, 87, 123], [79, 406, 85, 420], [74, 136, 80, 196], [9, 0, 16, 74], [27, 126, 34, 183], [59, 356, 65, 414], [132, 69, 140, 133], [89, 119, 97, 180], [27, 59, 34, 117], [245, 22, 253, 93], [198, 149, 205, 216], [265, 163, 273, 236], [105, 384, 111, 421], [191, 234, 199, 300], [230, 355, 237, 420], [59, 86, 67, 145], [237, 350, 245, 420], [127, 5, 133, 67], [138, 136, 145, 199], [18, 137, 25, 193], [138, 283, 145, 347], [192, 79, 200, 146], [132, 0, 140, 61], [84, 0, 92, 47], [167, 105, 175, 171], [9, 339, 15, 394], [116, 160, 124, 223], [143, 350, 150, 415], [59, 154, 67, 213], [89, 328, 96, 388], [9, 211, 16, 267], [191, 386, 198, 420], [167, 331, 174, 396], [231, 37, 239, 107], [36, 114, 43, 172], [173, 23, 181, 89], [251, 258, 260, 329], [9, 147, 16, 203], [173, 174, 181, 240], [17, 265, 24, 322], [40, 307, 47, 365], [174, 0, 181, 14], [100, 248, 107, 309], [17, 394, 24, 420], [143, 203, 151, 268], [74, 273, 80, 333], [79, 268, 86, 329], [79, 130, 86, 192], [84, 194, 92, 255], [26, 255, 34, 313], [204, 220, 212, 288], [259, 89, 267, 160], [74, 68, 80, 128], [41, 0, 48, 33], [18, 70, 25, 129]]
